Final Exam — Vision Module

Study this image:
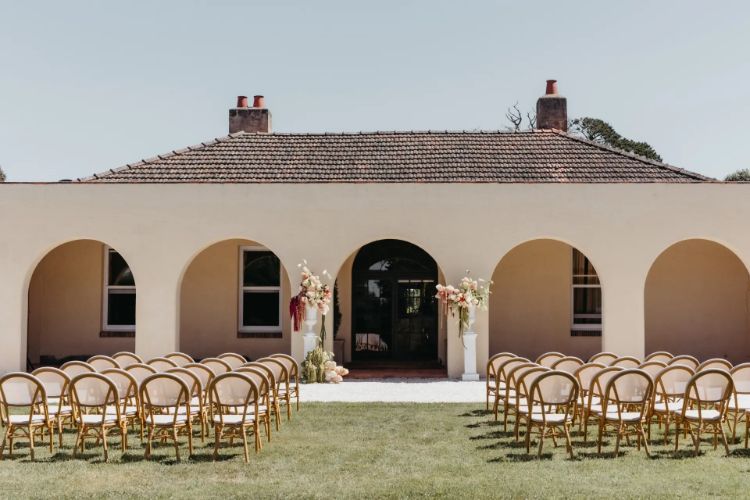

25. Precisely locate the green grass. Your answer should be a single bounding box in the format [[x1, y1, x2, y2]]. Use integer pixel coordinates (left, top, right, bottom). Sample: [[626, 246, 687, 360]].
[[2, 403, 750, 498]]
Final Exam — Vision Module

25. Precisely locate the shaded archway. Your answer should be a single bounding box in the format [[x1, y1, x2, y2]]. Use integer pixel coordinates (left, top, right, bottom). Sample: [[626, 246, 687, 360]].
[[645, 239, 750, 362], [27, 239, 136, 367], [179, 238, 291, 360], [490, 239, 603, 361]]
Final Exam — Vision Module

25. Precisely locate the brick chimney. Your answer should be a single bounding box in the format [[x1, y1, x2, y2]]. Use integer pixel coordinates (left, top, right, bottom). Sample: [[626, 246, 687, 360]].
[[229, 95, 271, 133], [536, 80, 567, 131]]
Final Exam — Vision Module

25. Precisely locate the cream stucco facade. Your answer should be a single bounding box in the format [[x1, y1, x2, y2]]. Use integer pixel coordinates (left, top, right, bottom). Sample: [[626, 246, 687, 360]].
[[3, 182, 750, 377]]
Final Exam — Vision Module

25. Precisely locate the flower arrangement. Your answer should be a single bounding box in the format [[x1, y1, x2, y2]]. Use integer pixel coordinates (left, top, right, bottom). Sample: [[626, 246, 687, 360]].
[[435, 274, 492, 339], [289, 261, 333, 338], [301, 346, 349, 383]]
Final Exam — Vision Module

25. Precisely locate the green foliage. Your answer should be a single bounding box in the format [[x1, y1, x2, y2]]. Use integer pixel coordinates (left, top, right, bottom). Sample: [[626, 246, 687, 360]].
[[333, 280, 342, 338], [569, 117, 662, 162], [725, 169, 750, 182], [0, 166, 5, 182], [301, 345, 333, 383]]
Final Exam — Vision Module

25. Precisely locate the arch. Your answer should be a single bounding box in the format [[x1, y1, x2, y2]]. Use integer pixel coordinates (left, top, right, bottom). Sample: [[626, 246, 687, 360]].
[[489, 238, 603, 362], [644, 238, 750, 362], [178, 238, 292, 360], [27, 239, 137, 367]]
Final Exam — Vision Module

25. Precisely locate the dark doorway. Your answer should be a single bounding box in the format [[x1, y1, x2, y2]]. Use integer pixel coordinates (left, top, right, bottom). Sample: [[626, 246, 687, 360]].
[[352, 240, 438, 363]]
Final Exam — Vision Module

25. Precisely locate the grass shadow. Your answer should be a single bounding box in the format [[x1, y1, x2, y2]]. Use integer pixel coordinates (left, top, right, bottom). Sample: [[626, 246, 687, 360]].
[[470, 430, 514, 441], [459, 409, 492, 417]]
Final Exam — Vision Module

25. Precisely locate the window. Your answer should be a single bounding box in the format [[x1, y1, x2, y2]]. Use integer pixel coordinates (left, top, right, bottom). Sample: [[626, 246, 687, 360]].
[[239, 247, 281, 333], [572, 249, 601, 333], [103, 247, 135, 331]]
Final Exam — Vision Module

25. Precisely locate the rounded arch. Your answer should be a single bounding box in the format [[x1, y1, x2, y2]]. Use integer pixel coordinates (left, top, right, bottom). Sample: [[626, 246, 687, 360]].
[[27, 239, 137, 367], [178, 237, 292, 360], [644, 238, 750, 362], [489, 238, 603, 361]]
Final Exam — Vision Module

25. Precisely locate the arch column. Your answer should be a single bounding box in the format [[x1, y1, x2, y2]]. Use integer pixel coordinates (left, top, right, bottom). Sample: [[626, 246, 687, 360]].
[[0, 261, 28, 372], [600, 257, 648, 359]]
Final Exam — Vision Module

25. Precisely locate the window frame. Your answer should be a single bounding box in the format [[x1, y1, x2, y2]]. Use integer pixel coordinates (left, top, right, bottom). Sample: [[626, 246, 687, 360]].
[[102, 246, 136, 332], [238, 245, 283, 334], [571, 249, 602, 332]]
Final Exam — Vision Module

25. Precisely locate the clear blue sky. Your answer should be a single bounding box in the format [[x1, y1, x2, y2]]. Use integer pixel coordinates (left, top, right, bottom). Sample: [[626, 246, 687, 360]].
[[1, 0, 748, 181]]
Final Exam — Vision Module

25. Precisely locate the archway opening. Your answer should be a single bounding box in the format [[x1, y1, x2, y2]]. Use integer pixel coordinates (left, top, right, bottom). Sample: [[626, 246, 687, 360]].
[[179, 238, 291, 360], [645, 239, 750, 362], [490, 239, 603, 361], [27, 240, 136, 368]]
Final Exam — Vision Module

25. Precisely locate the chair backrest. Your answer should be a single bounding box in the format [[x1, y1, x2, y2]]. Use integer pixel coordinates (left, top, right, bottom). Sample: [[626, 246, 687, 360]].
[[697, 358, 732, 372], [123, 363, 158, 386], [637, 360, 667, 381], [0, 373, 47, 419], [610, 356, 641, 368], [496, 358, 531, 388], [653, 364, 695, 401], [201, 357, 232, 374], [535, 352, 565, 367], [87, 355, 121, 371], [234, 367, 271, 400], [146, 357, 179, 371], [242, 362, 277, 392], [140, 373, 191, 424], [60, 360, 96, 378], [112, 351, 143, 367], [589, 366, 624, 401], [217, 352, 247, 369], [183, 363, 215, 391], [602, 369, 653, 419], [487, 352, 516, 380], [551, 356, 584, 373], [514, 366, 549, 406], [588, 352, 618, 365], [208, 373, 259, 424], [645, 351, 673, 363], [573, 362, 606, 394], [682, 369, 734, 420], [31, 367, 70, 400], [166, 367, 203, 400], [506, 362, 540, 396], [70, 373, 119, 420], [100, 368, 138, 404], [163, 352, 194, 367], [269, 354, 300, 381], [257, 358, 289, 390], [529, 371, 579, 421], [731, 363, 750, 396], [668, 355, 700, 370]]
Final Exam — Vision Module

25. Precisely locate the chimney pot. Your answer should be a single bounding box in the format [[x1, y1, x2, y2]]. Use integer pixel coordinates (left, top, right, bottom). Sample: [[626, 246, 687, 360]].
[[545, 79, 558, 95], [253, 95, 265, 108], [536, 79, 567, 131], [237, 95, 249, 108], [229, 94, 272, 134]]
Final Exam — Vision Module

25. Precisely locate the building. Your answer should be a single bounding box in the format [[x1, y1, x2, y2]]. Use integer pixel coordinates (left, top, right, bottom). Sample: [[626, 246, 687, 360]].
[[1, 82, 749, 378]]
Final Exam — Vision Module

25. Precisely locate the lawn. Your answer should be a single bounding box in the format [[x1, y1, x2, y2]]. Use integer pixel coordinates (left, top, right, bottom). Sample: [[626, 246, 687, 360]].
[[1, 403, 750, 498]]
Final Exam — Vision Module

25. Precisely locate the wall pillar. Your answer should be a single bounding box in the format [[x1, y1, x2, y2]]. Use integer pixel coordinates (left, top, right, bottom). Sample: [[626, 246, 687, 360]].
[[0, 265, 27, 373], [134, 267, 181, 361], [601, 267, 647, 359]]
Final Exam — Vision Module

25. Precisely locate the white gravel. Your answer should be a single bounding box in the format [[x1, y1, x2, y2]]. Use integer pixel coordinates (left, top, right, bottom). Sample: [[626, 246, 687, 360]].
[[299, 379, 485, 403]]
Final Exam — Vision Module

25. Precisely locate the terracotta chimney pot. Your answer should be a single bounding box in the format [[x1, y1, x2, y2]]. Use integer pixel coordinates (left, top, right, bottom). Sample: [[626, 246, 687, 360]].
[[253, 95, 265, 108]]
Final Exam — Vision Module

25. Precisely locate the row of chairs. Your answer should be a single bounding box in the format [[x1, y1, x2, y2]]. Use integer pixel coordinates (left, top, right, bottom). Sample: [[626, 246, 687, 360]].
[[0, 352, 300, 462], [485, 351, 747, 458]]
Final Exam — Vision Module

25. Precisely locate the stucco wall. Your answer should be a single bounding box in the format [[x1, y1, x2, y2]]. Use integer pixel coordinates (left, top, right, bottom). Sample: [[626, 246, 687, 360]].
[[179, 239, 291, 360], [645, 239, 750, 363], [490, 240, 601, 361], [27, 240, 134, 363]]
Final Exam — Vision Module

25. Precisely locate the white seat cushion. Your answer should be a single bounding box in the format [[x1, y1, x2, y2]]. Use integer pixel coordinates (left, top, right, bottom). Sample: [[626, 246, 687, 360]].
[[106, 405, 138, 416], [146, 414, 188, 425], [530, 412, 571, 424], [728, 395, 750, 410], [653, 399, 684, 413], [47, 405, 73, 416], [9, 414, 47, 425], [80, 413, 121, 425], [212, 414, 256, 425], [603, 411, 645, 422], [674, 409, 721, 421]]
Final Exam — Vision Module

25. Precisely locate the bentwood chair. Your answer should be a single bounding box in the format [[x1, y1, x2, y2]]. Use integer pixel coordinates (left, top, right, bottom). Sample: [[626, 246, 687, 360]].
[[511, 365, 549, 441], [140, 373, 193, 461], [593, 369, 653, 457], [112, 351, 143, 368], [164, 352, 194, 367], [492, 358, 530, 421], [645, 351, 673, 364], [536, 352, 565, 368], [673, 369, 733, 456], [243, 362, 282, 431], [668, 355, 700, 371], [184, 363, 216, 408], [208, 372, 262, 462], [146, 357, 179, 372], [649, 364, 694, 443], [217, 353, 247, 370], [637, 360, 668, 381], [166, 367, 207, 442], [486, 353, 516, 410], [100, 368, 140, 444], [69, 373, 127, 462], [31, 367, 72, 445], [728, 363, 750, 440], [0, 373, 54, 459], [87, 355, 121, 371], [523, 371, 579, 459], [124, 363, 158, 387], [270, 354, 301, 412], [582, 366, 624, 441], [551, 356, 585, 374], [589, 352, 618, 365], [610, 356, 641, 369], [235, 367, 273, 442], [698, 358, 732, 372], [257, 358, 293, 420], [503, 363, 545, 434], [201, 357, 232, 375], [60, 361, 95, 379], [573, 363, 606, 429]]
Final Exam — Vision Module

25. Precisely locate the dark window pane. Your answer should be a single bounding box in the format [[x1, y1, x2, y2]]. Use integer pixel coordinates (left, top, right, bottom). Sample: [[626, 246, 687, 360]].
[[107, 291, 136, 326], [573, 276, 600, 285], [573, 287, 602, 316], [572, 249, 598, 277], [243, 291, 280, 327], [243, 251, 280, 287], [108, 250, 135, 286]]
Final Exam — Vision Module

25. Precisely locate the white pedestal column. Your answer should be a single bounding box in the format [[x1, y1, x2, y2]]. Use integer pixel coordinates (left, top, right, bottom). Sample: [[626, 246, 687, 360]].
[[461, 304, 479, 381], [302, 305, 319, 359]]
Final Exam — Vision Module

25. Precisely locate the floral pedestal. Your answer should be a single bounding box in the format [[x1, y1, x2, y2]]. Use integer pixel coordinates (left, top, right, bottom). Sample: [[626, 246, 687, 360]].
[[302, 305, 319, 359], [461, 304, 479, 381]]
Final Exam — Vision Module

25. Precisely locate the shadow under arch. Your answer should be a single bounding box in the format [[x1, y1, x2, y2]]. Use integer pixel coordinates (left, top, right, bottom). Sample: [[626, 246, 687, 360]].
[[644, 237, 750, 362], [489, 237, 604, 361]]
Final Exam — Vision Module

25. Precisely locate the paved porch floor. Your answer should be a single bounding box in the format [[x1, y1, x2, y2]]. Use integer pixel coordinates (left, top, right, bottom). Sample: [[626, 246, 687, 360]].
[[298, 379, 485, 403]]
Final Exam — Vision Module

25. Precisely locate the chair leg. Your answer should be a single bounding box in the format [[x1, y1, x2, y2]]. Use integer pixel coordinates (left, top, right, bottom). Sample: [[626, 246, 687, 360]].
[[674, 420, 680, 451], [537, 425, 545, 457], [145, 427, 154, 459], [213, 426, 222, 460], [563, 424, 574, 459], [241, 427, 249, 463], [525, 423, 531, 454], [187, 424, 194, 457], [0, 427, 8, 458], [172, 428, 180, 461], [102, 427, 109, 462], [639, 425, 650, 457], [614, 425, 622, 456], [28, 426, 35, 461], [597, 421, 604, 454], [121, 424, 127, 452], [720, 424, 731, 456], [493, 397, 499, 421]]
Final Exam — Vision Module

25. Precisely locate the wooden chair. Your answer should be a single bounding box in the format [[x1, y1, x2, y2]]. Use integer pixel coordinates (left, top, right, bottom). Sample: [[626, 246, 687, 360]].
[[146, 357, 179, 372], [582, 366, 623, 442], [201, 357, 232, 375], [673, 369, 733, 456], [87, 355, 121, 371], [31, 367, 72, 446], [217, 352, 247, 370], [208, 372, 262, 462], [551, 356, 584, 373], [610, 356, 641, 368], [0, 372, 54, 459], [243, 362, 282, 431], [522, 371, 579, 459], [593, 369, 653, 457], [101, 368, 141, 444], [728, 363, 750, 441], [637, 360, 667, 381], [164, 352, 194, 367], [697, 358, 732, 372], [124, 363, 158, 387], [645, 351, 673, 363], [668, 355, 700, 371], [60, 360, 95, 379], [588, 352, 618, 365], [140, 373, 193, 460], [503, 363, 544, 434], [573, 362, 605, 429], [166, 367, 207, 442], [492, 358, 531, 422], [648, 364, 694, 443], [69, 373, 127, 462], [270, 354, 301, 412], [112, 351, 143, 368], [510, 365, 549, 441], [485, 353, 516, 410], [257, 358, 293, 421], [235, 367, 274, 442], [535, 352, 565, 368]]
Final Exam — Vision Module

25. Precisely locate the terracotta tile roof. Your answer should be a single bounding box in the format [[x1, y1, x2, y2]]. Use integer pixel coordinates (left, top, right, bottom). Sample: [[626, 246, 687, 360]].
[[78, 130, 712, 183]]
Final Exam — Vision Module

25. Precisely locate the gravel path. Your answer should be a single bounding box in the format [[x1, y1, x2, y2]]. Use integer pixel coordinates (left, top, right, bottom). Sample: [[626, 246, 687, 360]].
[[299, 379, 485, 403]]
